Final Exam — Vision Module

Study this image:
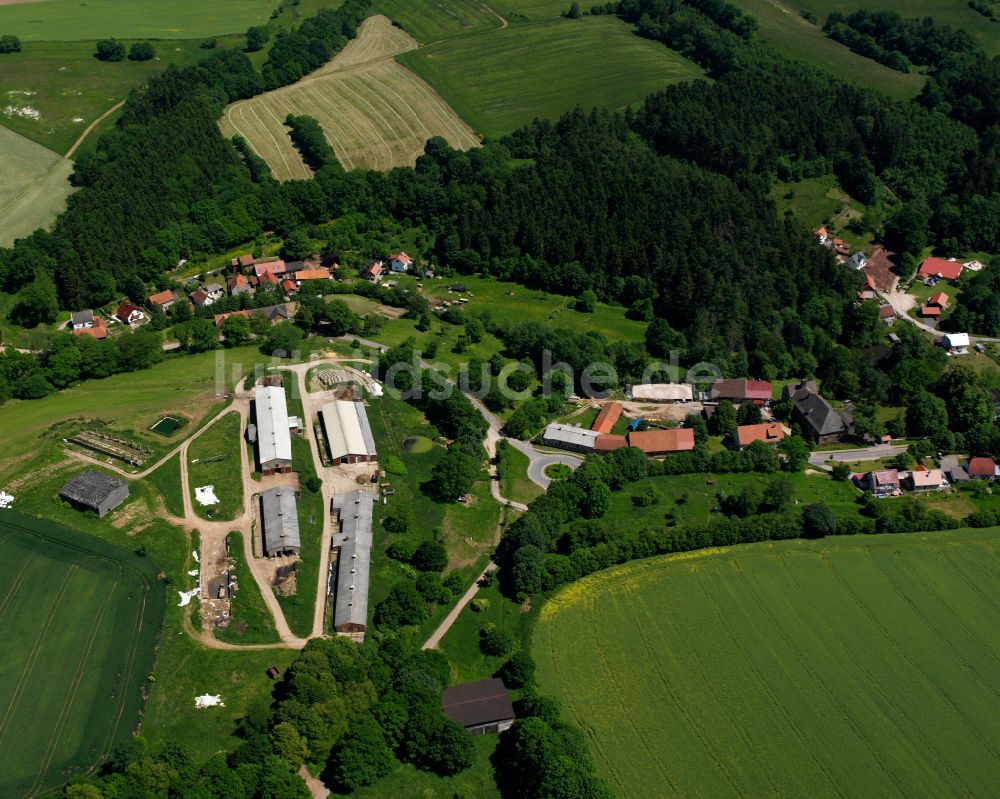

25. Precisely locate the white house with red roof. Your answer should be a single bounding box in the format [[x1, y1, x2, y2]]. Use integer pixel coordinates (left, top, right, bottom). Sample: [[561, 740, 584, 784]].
[[389, 252, 413, 273], [116, 302, 145, 327]]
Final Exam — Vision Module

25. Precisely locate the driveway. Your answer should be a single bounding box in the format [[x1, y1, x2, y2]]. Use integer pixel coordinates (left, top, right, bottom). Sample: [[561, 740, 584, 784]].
[[808, 443, 910, 471]]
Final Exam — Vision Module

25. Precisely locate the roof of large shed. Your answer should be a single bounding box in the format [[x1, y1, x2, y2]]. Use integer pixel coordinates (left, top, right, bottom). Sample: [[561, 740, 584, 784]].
[[60, 470, 127, 506], [543, 423, 600, 449], [255, 386, 292, 465], [260, 487, 301, 553], [591, 402, 623, 434], [332, 491, 375, 628], [322, 401, 377, 461], [627, 428, 695, 453], [442, 678, 515, 727], [629, 383, 694, 402]]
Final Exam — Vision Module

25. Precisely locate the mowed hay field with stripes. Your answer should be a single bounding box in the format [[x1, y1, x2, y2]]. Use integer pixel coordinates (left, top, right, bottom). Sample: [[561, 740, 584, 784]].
[[0, 512, 162, 798], [220, 15, 479, 177], [534, 529, 1000, 798]]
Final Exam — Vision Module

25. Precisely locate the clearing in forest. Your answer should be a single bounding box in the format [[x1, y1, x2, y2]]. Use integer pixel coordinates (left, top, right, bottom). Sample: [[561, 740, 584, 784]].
[[220, 15, 479, 177], [0, 512, 162, 798], [0, 125, 73, 247], [535, 528, 1000, 798]]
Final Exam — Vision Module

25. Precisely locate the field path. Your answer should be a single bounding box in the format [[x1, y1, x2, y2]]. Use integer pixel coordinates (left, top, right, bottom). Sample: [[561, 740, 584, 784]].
[[65, 99, 125, 158]]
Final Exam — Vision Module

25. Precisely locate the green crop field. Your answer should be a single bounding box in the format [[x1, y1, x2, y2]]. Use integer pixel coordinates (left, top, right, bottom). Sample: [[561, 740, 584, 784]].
[[797, 0, 1000, 56], [399, 16, 704, 137], [491, 0, 569, 19], [0, 0, 272, 41], [0, 38, 242, 153], [187, 412, 244, 521], [535, 528, 1000, 798], [373, 0, 502, 42], [0, 511, 162, 798], [728, 0, 925, 98], [0, 124, 73, 247]]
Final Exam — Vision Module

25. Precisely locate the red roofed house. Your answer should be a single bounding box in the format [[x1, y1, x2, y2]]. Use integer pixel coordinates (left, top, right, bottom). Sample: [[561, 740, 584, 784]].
[[734, 423, 785, 449], [710, 379, 772, 406], [148, 289, 179, 311], [190, 289, 211, 307], [231, 253, 255, 271], [861, 469, 900, 497], [116, 302, 145, 327], [591, 402, 623, 435], [920, 291, 949, 320], [879, 305, 896, 323], [258, 271, 280, 287], [857, 273, 878, 301], [72, 314, 108, 339], [918, 257, 963, 282], [363, 261, 383, 282], [626, 428, 695, 456], [595, 434, 628, 452], [296, 268, 332, 281], [227, 274, 253, 297], [254, 260, 286, 279], [815, 226, 828, 244], [967, 456, 997, 480], [282, 279, 298, 296], [832, 238, 851, 256], [213, 310, 252, 329]]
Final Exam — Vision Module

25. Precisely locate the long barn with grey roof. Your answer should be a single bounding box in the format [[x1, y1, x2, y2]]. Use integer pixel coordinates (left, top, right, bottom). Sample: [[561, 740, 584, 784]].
[[59, 470, 129, 517], [330, 490, 375, 641], [254, 385, 292, 475], [260, 487, 301, 557]]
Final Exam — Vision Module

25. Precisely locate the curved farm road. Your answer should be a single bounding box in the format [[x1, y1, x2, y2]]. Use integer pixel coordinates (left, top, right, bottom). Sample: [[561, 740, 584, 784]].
[[65, 99, 125, 158]]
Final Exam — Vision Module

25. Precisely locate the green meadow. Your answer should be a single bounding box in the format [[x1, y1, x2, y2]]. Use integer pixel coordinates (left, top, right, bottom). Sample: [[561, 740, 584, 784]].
[[187, 411, 244, 521], [373, 0, 501, 42], [0, 0, 272, 41], [535, 528, 1000, 797], [0, 124, 73, 247], [399, 16, 704, 137]]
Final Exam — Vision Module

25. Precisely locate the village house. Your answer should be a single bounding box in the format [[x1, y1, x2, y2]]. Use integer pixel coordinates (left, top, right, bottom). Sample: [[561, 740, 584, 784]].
[[190, 288, 212, 308], [254, 260, 286, 280], [258, 271, 280, 288], [879, 305, 896, 324], [116, 302, 145, 327], [861, 469, 900, 497], [847, 251, 867, 271], [296, 267, 332, 282], [905, 469, 948, 492], [857, 273, 878, 301], [282, 279, 298, 296], [815, 226, 828, 245], [204, 282, 224, 300], [389, 252, 413, 273], [941, 332, 970, 355], [71, 313, 108, 339], [70, 310, 95, 331], [832, 238, 851, 256], [782, 379, 848, 444], [733, 422, 785, 449], [148, 289, 179, 312], [710, 378, 772, 406], [362, 261, 384, 282], [918, 257, 963, 283], [967, 456, 997, 480], [231, 253, 255, 271], [227, 273, 253, 297], [591, 402, 623, 435]]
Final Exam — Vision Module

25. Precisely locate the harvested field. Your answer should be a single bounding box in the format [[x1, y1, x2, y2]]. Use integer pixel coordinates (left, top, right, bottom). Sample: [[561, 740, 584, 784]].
[[0, 125, 73, 246], [220, 15, 478, 177], [535, 528, 1000, 798]]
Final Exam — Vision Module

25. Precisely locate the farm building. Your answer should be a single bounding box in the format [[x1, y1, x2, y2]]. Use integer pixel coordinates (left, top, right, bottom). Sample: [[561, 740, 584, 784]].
[[70, 310, 95, 330], [260, 488, 301, 557], [942, 333, 970, 354], [254, 386, 293, 475], [148, 289, 179, 311], [595, 434, 628, 452], [591, 402, 624, 434], [710, 379, 772, 405], [321, 401, 377, 464], [542, 423, 600, 453], [442, 678, 515, 735], [59, 470, 129, 517], [331, 491, 375, 642], [628, 383, 694, 402], [861, 470, 900, 497], [734, 423, 785, 448], [72, 313, 107, 339], [627, 428, 695, 455], [783, 380, 848, 445]]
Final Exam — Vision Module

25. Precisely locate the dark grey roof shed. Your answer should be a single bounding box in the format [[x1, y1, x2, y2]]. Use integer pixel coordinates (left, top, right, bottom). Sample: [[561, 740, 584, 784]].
[[442, 678, 515, 729]]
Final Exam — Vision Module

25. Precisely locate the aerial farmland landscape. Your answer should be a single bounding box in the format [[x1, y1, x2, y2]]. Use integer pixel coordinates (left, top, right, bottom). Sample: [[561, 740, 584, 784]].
[[4, 0, 1000, 796]]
